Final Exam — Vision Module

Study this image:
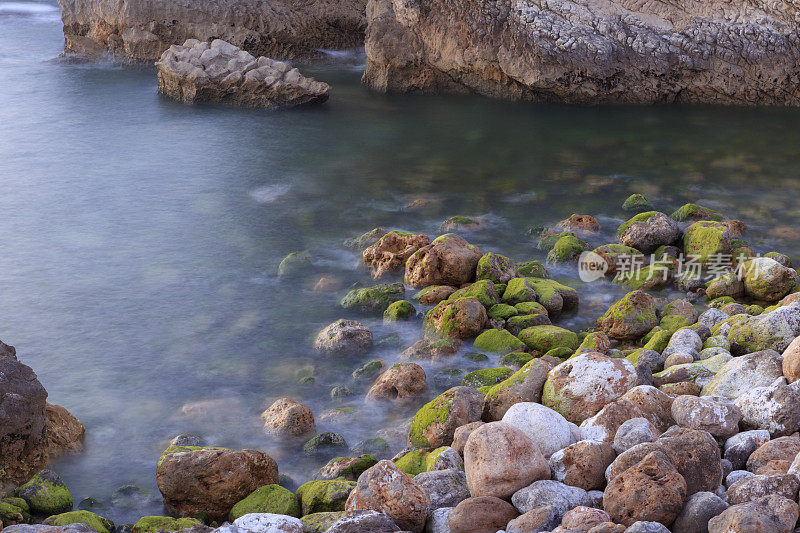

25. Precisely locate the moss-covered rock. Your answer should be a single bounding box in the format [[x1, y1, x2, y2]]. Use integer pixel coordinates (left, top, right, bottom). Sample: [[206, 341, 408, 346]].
[[449, 280, 501, 307], [705, 272, 745, 300], [709, 296, 736, 309], [537, 231, 573, 251], [351, 438, 389, 456], [383, 300, 416, 321], [394, 449, 428, 476], [659, 314, 693, 333], [352, 359, 386, 381], [617, 211, 681, 254], [314, 454, 378, 481], [15, 470, 73, 516], [595, 290, 658, 340], [622, 193, 651, 212], [295, 479, 356, 515], [546, 234, 590, 263], [476, 253, 519, 284], [516, 260, 548, 278], [44, 511, 114, 533], [465, 352, 489, 362], [462, 367, 514, 388], [408, 386, 483, 448], [341, 283, 405, 313], [615, 263, 671, 290], [277, 251, 311, 278], [743, 257, 798, 302], [727, 306, 800, 355], [423, 297, 487, 339], [544, 346, 574, 359], [303, 433, 348, 456], [472, 329, 525, 353], [440, 215, 482, 232], [499, 351, 534, 368], [0, 500, 26, 525], [301, 512, 347, 533], [132, 516, 203, 533], [518, 325, 578, 352], [514, 301, 549, 315], [575, 331, 610, 354], [765, 252, 793, 268], [487, 303, 518, 320], [343, 227, 387, 250], [683, 220, 731, 263], [670, 203, 724, 222], [229, 484, 300, 520], [591, 244, 644, 277], [412, 285, 457, 305], [503, 277, 577, 317]]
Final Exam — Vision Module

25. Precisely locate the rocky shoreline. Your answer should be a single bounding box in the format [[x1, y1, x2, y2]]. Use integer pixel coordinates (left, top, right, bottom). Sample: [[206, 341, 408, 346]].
[[6, 197, 800, 532]]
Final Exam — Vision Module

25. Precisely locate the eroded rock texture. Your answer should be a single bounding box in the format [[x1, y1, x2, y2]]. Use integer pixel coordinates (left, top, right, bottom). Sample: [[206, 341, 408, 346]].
[[58, 0, 367, 61], [363, 0, 800, 104]]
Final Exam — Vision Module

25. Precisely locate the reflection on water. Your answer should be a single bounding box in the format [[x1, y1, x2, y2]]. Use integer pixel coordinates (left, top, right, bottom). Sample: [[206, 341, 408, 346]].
[[2, 0, 800, 523]]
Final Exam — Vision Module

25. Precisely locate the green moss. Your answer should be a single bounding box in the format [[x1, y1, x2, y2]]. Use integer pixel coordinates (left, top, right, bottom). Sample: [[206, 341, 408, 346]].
[[132, 517, 203, 533], [441, 216, 480, 230], [44, 511, 114, 533], [615, 264, 670, 289], [412, 285, 454, 303], [343, 228, 388, 250], [518, 325, 578, 352], [383, 300, 416, 321], [544, 346, 574, 359], [0, 501, 26, 525], [277, 251, 311, 278], [495, 283, 507, 297], [644, 329, 672, 352], [516, 260, 548, 278], [301, 512, 347, 533], [617, 211, 660, 236], [499, 351, 534, 367], [537, 232, 574, 251], [709, 296, 736, 309], [546, 234, 590, 263], [352, 360, 385, 380], [476, 253, 518, 284], [341, 283, 405, 313], [394, 449, 429, 476], [315, 454, 377, 481], [229, 484, 300, 520], [487, 303, 518, 320], [670, 203, 724, 222], [473, 329, 525, 353], [596, 290, 658, 339], [515, 301, 548, 315], [15, 470, 73, 515], [746, 304, 764, 315], [659, 314, 693, 333], [295, 480, 355, 515], [703, 335, 730, 351], [408, 388, 459, 448], [462, 367, 514, 388], [683, 220, 730, 263], [622, 193, 651, 211], [449, 280, 500, 307], [577, 332, 606, 352]]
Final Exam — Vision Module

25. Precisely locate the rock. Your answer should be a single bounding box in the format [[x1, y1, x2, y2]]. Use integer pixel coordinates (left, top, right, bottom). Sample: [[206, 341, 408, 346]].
[[725, 470, 754, 488], [462, 367, 514, 388], [683, 221, 732, 263], [232, 513, 304, 532], [464, 421, 549, 499], [450, 280, 501, 308], [549, 440, 616, 491], [654, 427, 723, 496], [156, 445, 278, 520], [295, 480, 356, 515], [503, 277, 578, 317], [424, 507, 452, 533], [743, 257, 798, 302], [341, 283, 406, 314], [0, 357, 48, 488], [404, 234, 482, 288], [384, 300, 416, 321], [501, 402, 576, 457], [367, 363, 427, 404], [505, 506, 561, 533], [476, 253, 519, 284], [412, 469, 469, 510], [617, 213, 681, 254], [701, 349, 783, 398], [596, 291, 659, 341], [613, 417, 654, 453], [301, 512, 347, 533], [363, 232, 431, 279], [277, 251, 312, 278], [327, 510, 401, 532], [423, 297, 487, 339], [472, 329, 525, 354], [314, 320, 373, 355], [353, 360, 386, 381], [708, 495, 798, 533], [303, 433, 349, 456], [671, 491, 728, 533], [727, 307, 800, 355], [401, 337, 461, 360], [734, 383, 800, 436], [408, 386, 483, 448], [782, 335, 800, 382], [670, 395, 741, 438], [562, 507, 612, 531], [44, 404, 85, 456], [511, 480, 590, 520], [518, 325, 579, 352], [546, 233, 591, 263], [482, 358, 552, 421], [15, 470, 73, 515], [603, 451, 687, 527], [42, 511, 114, 533], [623, 523, 670, 533], [345, 228, 388, 250], [727, 473, 799, 504], [447, 496, 518, 533], [724, 430, 771, 471], [131, 516, 204, 533], [315, 455, 378, 481], [414, 286, 458, 305], [623, 194, 651, 212], [229, 485, 301, 520], [261, 398, 315, 439], [747, 437, 800, 472], [156, 40, 330, 108], [345, 460, 430, 533], [451, 422, 483, 455], [543, 353, 639, 423]]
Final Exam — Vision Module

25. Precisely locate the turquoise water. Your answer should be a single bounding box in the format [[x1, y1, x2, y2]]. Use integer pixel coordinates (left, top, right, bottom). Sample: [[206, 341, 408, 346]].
[[2, 0, 800, 522]]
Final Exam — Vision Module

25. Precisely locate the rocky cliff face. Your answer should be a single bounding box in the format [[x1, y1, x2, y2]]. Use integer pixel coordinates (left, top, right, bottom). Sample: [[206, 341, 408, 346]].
[[363, 0, 800, 104], [58, 0, 367, 61]]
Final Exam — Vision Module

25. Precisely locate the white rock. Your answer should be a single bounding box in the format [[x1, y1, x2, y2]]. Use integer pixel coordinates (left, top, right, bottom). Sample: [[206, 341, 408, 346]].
[[502, 402, 576, 457], [233, 513, 304, 533], [511, 480, 590, 519]]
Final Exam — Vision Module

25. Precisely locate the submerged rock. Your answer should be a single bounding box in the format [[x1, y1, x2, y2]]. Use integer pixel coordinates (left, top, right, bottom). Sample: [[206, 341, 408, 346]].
[[156, 39, 330, 108]]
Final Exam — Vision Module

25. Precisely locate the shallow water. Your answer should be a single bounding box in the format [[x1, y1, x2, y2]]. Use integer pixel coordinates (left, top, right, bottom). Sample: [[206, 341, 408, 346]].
[[2, 0, 800, 523]]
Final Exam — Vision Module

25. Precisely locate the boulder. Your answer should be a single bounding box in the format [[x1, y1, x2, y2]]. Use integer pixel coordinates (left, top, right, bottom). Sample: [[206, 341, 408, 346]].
[[295, 479, 355, 515], [562, 507, 612, 531], [682, 221, 732, 263], [671, 491, 728, 533], [232, 513, 304, 533], [261, 398, 315, 439], [314, 319, 373, 355], [156, 40, 330, 108], [782, 335, 800, 382], [345, 460, 430, 533], [44, 404, 85, 456], [412, 469, 469, 509], [366, 363, 427, 404], [463, 422, 549, 499], [549, 440, 616, 491], [15, 470, 73, 515], [708, 495, 799, 533], [156, 446, 278, 520], [734, 383, 800, 436], [701, 349, 783, 398], [476, 253, 519, 284], [423, 297, 487, 339], [727, 307, 800, 355], [724, 430, 771, 471], [447, 496, 519, 533], [596, 291, 659, 341], [481, 359, 552, 421], [229, 485, 301, 520], [451, 421, 484, 455], [618, 213, 681, 254], [315, 455, 378, 481], [501, 402, 576, 457], [670, 395, 741, 438], [518, 325, 579, 352], [746, 437, 800, 472], [327, 510, 401, 532], [404, 234, 482, 288], [511, 480, 590, 520], [613, 417, 655, 453], [408, 386, 483, 448], [742, 257, 798, 302], [505, 506, 561, 533], [341, 283, 406, 314], [726, 474, 800, 505], [363, 232, 431, 279]]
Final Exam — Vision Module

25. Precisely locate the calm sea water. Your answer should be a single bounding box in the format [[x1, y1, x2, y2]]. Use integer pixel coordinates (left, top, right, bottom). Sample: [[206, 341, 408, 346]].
[[2, 0, 800, 523]]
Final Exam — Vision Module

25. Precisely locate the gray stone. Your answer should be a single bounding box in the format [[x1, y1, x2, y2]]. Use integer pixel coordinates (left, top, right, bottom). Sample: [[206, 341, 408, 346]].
[[327, 510, 401, 533], [413, 469, 470, 510], [613, 417, 654, 454], [510, 480, 589, 520], [724, 430, 771, 470], [671, 491, 728, 533]]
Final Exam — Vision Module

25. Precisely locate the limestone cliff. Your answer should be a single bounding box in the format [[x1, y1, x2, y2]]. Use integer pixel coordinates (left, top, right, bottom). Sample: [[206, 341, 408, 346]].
[[363, 0, 800, 104], [58, 0, 367, 61]]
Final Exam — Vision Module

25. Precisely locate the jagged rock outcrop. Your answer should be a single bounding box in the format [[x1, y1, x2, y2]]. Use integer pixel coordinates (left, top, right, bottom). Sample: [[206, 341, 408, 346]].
[[156, 39, 330, 108], [363, 0, 800, 104], [57, 0, 366, 61]]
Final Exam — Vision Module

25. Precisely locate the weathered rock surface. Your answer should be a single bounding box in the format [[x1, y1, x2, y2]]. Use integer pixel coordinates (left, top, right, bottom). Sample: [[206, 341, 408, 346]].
[[447, 496, 519, 533], [405, 234, 482, 288], [362, 0, 800, 105], [366, 363, 427, 404], [314, 319, 373, 355], [363, 232, 430, 279], [156, 40, 330, 108], [261, 397, 316, 439], [59, 0, 366, 61]]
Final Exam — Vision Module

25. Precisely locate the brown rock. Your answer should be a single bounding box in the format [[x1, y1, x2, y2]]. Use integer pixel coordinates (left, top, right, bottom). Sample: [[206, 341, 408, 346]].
[[655, 427, 723, 496], [448, 496, 519, 533], [404, 234, 482, 288], [549, 440, 616, 491], [561, 507, 612, 531], [708, 495, 798, 533], [452, 421, 484, 455], [415, 285, 457, 305], [557, 214, 601, 234], [400, 337, 461, 360], [659, 382, 702, 396], [261, 397, 316, 438], [464, 421, 550, 499], [621, 386, 675, 434], [587, 524, 627, 533], [604, 450, 687, 527], [366, 363, 428, 404], [44, 403, 85, 455], [363, 232, 431, 279], [782, 335, 800, 383], [345, 459, 430, 533], [314, 319, 373, 355], [726, 474, 800, 505], [423, 297, 487, 339], [579, 399, 649, 443], [747, 436, 800, 472], [755, 459, 791, 475], [156, 447, 278, 520], [604, 442, 662, 484]]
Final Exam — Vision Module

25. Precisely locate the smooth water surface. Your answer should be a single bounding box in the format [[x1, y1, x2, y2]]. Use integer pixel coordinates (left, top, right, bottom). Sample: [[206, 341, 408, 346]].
[[2, 0, 800, 522]]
